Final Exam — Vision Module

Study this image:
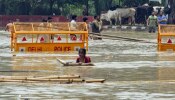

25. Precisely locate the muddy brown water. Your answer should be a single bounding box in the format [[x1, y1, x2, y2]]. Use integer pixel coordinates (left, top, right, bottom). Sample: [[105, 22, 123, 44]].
[[0, 30, 175, 100]]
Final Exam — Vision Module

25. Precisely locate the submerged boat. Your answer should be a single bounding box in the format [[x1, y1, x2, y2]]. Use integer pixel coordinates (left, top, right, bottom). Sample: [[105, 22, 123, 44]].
[[56, 58, 94, 66]]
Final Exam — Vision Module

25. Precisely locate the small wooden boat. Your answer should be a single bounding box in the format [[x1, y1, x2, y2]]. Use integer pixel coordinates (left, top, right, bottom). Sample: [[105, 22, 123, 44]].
[[56, 58, 94, 66]]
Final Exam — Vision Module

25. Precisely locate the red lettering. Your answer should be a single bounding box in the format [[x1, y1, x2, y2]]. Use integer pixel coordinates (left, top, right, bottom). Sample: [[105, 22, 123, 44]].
[[64, 47, 71, 51], [28, 47, 31, 51], [28, 47, 42, 52], [28, 47, 36, 52], [54, 47, 57, 51], [54, 46, 71, 51], [37, 47, 42, 51], [54, 46, 62, 51]]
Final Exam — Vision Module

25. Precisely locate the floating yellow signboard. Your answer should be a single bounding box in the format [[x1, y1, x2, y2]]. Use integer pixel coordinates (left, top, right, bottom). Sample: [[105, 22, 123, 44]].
[[11, 22, 88, 52], [158, 25, 175, 51]]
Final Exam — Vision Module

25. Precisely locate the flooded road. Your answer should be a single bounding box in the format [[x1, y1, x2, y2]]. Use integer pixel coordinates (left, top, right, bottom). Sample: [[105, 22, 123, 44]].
[[0, 30, 175, 100]]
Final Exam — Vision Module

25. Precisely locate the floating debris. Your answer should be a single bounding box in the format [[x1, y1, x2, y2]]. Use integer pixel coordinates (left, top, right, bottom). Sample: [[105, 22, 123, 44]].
[[0, 75, 105, 84]]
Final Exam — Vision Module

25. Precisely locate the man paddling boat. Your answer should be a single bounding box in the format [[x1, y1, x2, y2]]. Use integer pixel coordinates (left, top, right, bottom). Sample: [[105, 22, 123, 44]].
[[57, 48, 94, 66], [76, 48, 91, 63]]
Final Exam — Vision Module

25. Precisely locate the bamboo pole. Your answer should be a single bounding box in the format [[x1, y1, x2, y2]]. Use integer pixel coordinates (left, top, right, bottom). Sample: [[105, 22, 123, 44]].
[[85, 79, 105, 83], [0, 78, 84, 83], [0, 76, 105, 84], [0, 78, 105, 83], [0, 76, 34, 80], [23, 78, 84, 82], [0, 75, 80, 80], [35, 75, 81, 79], [0, 79, 37, 83]]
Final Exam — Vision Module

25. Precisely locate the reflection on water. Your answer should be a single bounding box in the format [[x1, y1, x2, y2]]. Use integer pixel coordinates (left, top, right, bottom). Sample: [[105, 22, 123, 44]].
[[0, 30, 175, 100]]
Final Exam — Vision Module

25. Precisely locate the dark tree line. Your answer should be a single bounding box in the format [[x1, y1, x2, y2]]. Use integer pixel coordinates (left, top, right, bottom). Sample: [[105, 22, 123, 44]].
[[0, 0, 168, 16], [168, 0, 175, 23]]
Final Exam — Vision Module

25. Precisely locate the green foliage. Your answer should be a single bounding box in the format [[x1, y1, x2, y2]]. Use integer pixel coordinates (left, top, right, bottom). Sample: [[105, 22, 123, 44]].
[[123, 0, 150, 7], [0, 0, 171, 16], [17, 1, 31, 15], [0, 1, 6, 14], [5, 0, 19, 15], [149, 1, 161, 6]]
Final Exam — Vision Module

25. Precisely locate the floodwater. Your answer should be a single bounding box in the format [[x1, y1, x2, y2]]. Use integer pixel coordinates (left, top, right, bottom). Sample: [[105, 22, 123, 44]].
[[1, 30, 175, 100]]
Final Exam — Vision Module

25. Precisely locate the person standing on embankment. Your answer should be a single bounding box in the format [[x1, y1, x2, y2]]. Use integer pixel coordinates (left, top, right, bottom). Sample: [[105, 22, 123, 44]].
[[91, 15, 103, 39], [5, 20, 14, 32], [147, 12, 158, 33]]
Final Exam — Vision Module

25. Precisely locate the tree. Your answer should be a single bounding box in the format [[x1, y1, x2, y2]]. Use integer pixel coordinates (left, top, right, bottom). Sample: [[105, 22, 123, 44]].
[[0, 0, 117, 15], [17, 1, 31, 15], [168, 0, 175, 24], [48, 0, 56, 15], [93, 0, 114, 15], [0, 0, 6, 14], [123, 0, 139, 7], [123, 0, 150, 7]]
